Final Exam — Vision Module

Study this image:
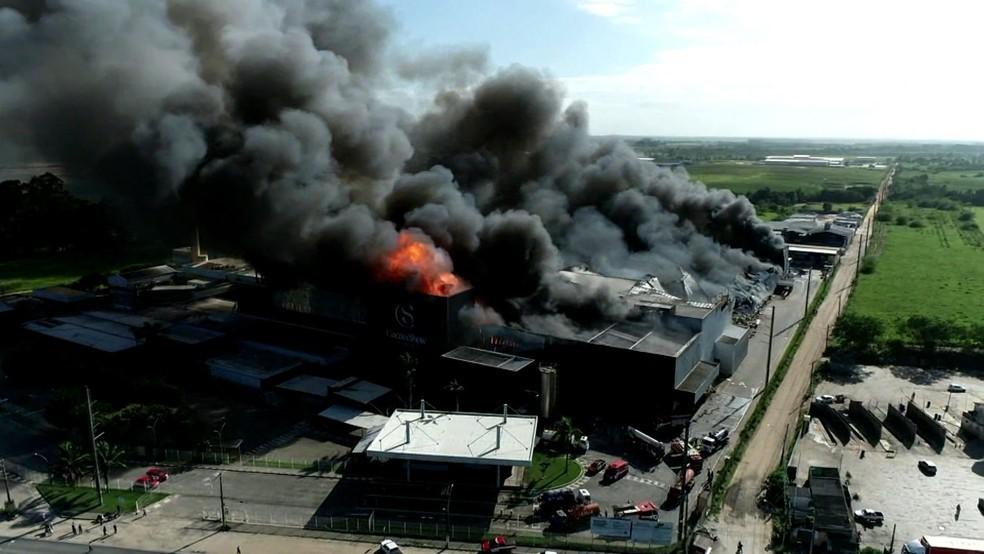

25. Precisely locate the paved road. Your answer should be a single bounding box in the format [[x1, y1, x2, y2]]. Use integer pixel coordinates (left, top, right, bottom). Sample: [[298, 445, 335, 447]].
[[713, 167, 893, 551], [0, 538, 161, 553]]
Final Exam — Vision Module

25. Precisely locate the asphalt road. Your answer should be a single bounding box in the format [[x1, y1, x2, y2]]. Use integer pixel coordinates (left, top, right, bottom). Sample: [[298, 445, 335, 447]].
[[713, 166, 893, 552], [0, 538, 162, 553]]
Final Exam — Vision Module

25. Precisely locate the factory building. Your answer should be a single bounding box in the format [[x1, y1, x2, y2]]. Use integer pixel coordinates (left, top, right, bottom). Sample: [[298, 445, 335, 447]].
[[479, 268, 752, 419], [763, 154, 845, 167], [771, 215, 856, 269]]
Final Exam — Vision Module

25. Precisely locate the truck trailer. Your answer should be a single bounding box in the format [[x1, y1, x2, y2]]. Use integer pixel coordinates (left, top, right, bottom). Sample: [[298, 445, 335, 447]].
[[901, 535, 984, 554]]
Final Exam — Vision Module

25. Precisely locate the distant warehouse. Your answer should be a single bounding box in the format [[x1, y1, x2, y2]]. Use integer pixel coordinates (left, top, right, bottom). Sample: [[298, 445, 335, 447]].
[[763, 154, 845, 167]]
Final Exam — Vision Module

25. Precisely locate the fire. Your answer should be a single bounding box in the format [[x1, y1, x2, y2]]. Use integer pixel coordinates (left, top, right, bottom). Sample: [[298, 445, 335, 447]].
[[377, 231, 465, 296]]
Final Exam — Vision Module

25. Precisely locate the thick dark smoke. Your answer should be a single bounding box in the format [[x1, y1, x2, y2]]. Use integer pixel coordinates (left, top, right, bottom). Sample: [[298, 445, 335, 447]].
[[0, 0, 783, 327]]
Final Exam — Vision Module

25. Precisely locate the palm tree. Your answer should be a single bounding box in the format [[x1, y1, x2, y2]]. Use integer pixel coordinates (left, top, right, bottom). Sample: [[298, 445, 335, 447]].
[[398, 352, 419, 408], [443, 379, 464, 412], [96, 442, 126, 489], [555, 417, 582, 471], [53, 442, 89, 485]]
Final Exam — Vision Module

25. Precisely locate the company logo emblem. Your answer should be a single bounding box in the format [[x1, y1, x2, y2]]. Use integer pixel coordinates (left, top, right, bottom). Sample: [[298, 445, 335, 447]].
[[394, 303, 416, 329]]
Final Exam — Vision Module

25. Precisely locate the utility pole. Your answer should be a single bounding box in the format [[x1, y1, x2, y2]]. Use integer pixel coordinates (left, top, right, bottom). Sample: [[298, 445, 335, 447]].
[[889, 523, 896, 552], [766, 305, 776, 386], [218, 472, 227, 529], [678, 417, 692, 552], [85, 386, 103, 505], [2, 458, 12, 505], [804, 270, 812, 319], [444, 482, 455, 548]]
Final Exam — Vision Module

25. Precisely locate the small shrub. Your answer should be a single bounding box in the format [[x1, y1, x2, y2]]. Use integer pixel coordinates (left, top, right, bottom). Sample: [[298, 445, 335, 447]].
[[895, 215, 909, 226], [909, 219, 925, 228], [861, 258, 877, 274], [958, 210, 975, 221]]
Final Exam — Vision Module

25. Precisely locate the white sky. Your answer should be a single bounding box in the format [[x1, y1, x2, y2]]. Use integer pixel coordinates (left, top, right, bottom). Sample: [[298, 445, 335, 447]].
[[388, 0, 984, 141]]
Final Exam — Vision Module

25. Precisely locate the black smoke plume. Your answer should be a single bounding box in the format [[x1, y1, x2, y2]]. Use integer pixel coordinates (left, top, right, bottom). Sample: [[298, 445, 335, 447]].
[[0, 0, 783, 327]]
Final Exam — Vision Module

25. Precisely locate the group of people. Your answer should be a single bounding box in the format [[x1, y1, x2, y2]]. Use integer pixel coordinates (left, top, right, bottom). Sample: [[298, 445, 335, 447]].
[[67, 521, 118, 536]]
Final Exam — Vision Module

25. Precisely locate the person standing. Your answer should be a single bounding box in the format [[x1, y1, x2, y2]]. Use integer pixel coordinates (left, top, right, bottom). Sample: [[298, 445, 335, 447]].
[[102, 525, 107, 536], [113, 524, 117, 534]]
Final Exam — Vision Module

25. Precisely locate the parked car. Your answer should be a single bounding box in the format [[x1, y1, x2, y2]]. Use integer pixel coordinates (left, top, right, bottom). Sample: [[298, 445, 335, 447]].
[[145, 467, 169, 482], [815, 395, 835, 404], [918, 460, 938, 476], [133, 475, 160, 490], [948, 383, 967, 393], [481, 535, 516, 552], [578, 488, 591, 502], [853, 508, 885, 526], [586, 459, 607, 475], [379, 539, 402, 554]]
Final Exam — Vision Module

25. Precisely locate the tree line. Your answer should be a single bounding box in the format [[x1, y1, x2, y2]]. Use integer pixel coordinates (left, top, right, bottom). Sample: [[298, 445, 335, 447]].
[[832, 312, 984, 364], [0, 173, 125, 260]]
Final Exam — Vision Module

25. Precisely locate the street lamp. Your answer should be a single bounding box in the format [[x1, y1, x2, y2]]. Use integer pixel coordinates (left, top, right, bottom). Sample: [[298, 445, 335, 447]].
[[215, 420, 227, 456], [149, 415, 161, 453], [32, 453, 49, 479], [444, 482, 455, 548]]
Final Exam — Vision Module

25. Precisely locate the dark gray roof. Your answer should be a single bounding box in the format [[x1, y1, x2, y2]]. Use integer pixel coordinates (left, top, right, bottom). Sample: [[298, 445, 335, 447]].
[[583, 320, 695, 357], [677, 361, 719, 394], [442, 346, 535, 372]]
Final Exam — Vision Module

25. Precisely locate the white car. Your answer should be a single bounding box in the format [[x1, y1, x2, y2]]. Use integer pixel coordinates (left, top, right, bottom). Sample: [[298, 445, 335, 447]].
[[379, 539, 402, 554], [815, 394, 835, 404], [578, 488, 591, 502], [948, 383, 967, 393]]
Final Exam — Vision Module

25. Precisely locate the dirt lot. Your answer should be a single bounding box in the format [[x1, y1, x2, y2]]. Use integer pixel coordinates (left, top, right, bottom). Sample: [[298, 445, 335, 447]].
[[804, 364, 984, 548]]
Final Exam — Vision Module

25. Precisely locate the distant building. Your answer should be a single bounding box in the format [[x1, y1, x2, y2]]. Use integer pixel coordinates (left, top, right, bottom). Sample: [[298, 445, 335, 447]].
[[763, 155, 845, 167]]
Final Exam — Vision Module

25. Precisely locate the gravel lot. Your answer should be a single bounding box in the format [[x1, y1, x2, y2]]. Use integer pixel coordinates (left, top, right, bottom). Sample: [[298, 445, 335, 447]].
[[801, 364, 984, 548]]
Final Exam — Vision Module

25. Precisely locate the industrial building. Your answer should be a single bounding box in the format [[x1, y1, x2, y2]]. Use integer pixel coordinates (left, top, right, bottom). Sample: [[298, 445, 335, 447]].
[[763, 155, 845, 167], [788, 466, 859, 554], [477, 268, 752, 419], [770, 214, 856, 269]]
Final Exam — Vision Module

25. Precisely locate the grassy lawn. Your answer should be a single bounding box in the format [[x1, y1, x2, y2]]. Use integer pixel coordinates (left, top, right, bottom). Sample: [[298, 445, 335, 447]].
[[0, 248, 167, 293], [847, 206, 984, 336], [687, 162, 886, 194], [524, 451, 582, 493], [37, 483, 167, 516], [920, 169, 984, 191]]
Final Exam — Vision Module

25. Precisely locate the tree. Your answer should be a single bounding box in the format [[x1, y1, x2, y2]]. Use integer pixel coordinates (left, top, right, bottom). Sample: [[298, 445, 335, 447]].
[[96, 442, 126, 489], [443, 379, 464, 412], [555, 417, 582, 470], [897, 315, 954, 356], [53, 442, 89, 485], [832, 313, 884, 353], [398, 352, 418, 408]]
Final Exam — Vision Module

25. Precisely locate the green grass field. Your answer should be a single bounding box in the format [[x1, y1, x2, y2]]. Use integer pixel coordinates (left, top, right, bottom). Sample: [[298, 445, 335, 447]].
[[0, 248, 167, 293], [36, 483, 167, 516], [915, 169, 984, 191], [686, 162, 886, 194], [848, 206, 984, 335], [524, 451, 583, 493]]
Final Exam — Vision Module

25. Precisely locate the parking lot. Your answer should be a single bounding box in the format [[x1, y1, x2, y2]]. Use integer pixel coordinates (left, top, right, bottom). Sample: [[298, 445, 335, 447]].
[[802, 364, 984, 548]]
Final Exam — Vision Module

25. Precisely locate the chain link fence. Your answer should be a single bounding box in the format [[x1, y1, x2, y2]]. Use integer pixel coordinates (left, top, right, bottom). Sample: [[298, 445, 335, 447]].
[[201, 509, 674, 553], [125, 447, 348, 474]]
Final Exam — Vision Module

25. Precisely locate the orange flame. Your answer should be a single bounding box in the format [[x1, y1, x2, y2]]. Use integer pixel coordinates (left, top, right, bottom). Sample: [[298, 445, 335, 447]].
[[377, 231, 465, 296]]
